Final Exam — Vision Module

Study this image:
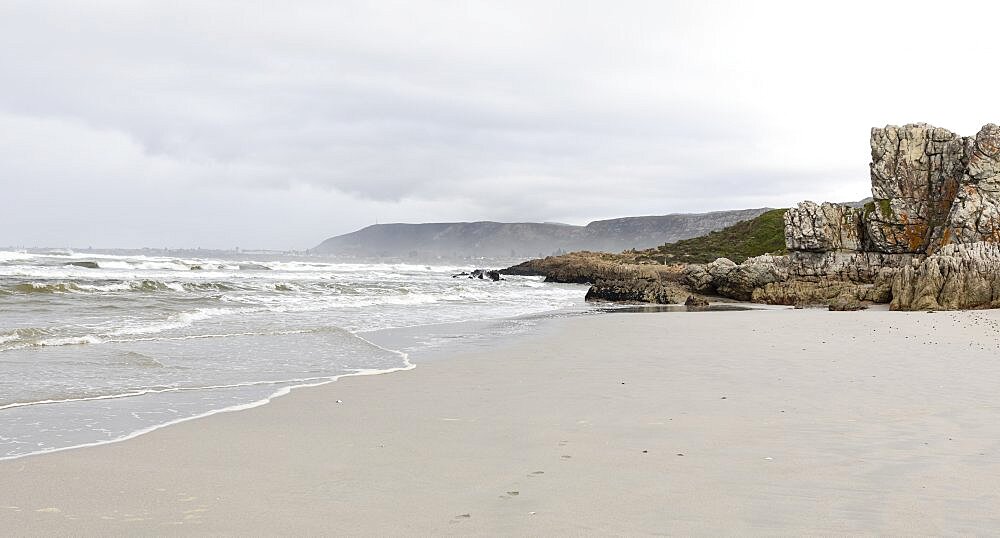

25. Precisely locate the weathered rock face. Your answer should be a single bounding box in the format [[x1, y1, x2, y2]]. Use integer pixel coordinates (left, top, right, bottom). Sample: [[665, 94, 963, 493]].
[[501, 252, 680, 284], [503, 123, 1000, 311], [867, 124, 966, 253], [784, 201, 863, 252], [942, 124, 1000, 246], [890, 242, 1000, 310], [584, 278, 692, 304], [687, 123, 1000, 311], [683, 256, 788, 301]]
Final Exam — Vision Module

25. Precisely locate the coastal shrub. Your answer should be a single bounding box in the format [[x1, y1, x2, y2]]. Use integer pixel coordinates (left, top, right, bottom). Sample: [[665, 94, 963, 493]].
[[635, 208, 789, 264]]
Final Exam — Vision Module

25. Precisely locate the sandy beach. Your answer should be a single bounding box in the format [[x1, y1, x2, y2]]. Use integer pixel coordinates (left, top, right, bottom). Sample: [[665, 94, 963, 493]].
[[4, 308, 1000, 536]]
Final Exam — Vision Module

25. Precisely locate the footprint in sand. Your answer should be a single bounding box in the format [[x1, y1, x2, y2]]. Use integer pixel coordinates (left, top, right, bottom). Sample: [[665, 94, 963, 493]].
[[500, 491, 520, 499], [449, 513, 472, 524], [528, 471, 545, 477], [558, 441, 568, 447], [561, 455, 571, 459]]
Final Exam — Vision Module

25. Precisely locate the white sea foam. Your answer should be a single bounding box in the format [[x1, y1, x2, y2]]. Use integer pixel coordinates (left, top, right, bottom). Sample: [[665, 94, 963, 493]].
[[0, 333, 20, 345], [0, 341, 415, 462], [74, 282, 134, 292], [104, 307, 251, 337], [0, 250, 34, 263], [0, 253, 589, 460], [35, 335, 106, 347]]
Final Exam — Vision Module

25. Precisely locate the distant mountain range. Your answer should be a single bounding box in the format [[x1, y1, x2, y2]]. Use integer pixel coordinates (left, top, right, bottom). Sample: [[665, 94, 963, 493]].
[[313, 208, 772, 259]]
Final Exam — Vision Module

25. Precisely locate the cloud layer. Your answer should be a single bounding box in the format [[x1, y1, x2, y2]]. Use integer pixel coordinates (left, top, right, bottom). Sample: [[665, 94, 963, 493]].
[[2, 1, 998, 248]]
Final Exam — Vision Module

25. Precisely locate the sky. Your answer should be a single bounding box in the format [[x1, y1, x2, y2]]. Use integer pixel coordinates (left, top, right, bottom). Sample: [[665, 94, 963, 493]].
[[2, 0, 999, 250]]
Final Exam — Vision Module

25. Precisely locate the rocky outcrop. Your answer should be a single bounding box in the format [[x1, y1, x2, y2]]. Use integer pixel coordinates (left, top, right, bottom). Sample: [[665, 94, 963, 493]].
[[686, 123, 1000, 311], [867, 125, 966, 253], [684, 295, 710, 307], [784, 201, 863, 252], [683, 255, 787, 301], [889, 242, 1000, 310], [500, 251, 699, 304], [828, 295, 867, 311], [584, 279, 692, 304], [467, 269, 501, 281], [942, 124, 1000, 246], [498, 123, 1000, 311], [501, 252, 681, 284]]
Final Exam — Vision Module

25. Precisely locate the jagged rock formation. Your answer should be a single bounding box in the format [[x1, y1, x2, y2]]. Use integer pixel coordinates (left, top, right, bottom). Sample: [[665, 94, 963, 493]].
[[683, 256, 787, 301], [499, 124, 1000, 310], [584, 278, 691, 304], [890, 242, 1000, 310], [783, 201, 862, 252], [501, 251, 677, 284], [689, 123, 1000, 310], [501, 252, 704, 305]]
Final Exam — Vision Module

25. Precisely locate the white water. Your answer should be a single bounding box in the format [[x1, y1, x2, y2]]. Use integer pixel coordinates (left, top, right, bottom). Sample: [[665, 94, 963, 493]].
[[0, 250, 589, 459]]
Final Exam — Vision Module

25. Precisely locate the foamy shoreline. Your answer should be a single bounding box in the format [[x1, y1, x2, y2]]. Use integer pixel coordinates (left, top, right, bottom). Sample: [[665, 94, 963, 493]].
[[1, 249, 587, 460], [4, 308, 1000, 535]]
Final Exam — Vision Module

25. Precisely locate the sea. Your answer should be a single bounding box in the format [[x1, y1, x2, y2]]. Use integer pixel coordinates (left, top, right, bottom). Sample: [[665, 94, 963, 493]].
[[0, 249, 589, 460]]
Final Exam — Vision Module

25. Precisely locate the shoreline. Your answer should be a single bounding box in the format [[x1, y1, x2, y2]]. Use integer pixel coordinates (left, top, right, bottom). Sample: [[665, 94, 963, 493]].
[[1, 300, 755, 463], [0, 300, 590, 462], [5, 308, 1000, 534], [0, 330, 416, 463]]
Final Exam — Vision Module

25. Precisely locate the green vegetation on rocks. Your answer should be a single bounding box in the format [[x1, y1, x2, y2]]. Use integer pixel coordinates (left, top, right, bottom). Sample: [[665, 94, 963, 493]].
[[633, 208, 789, 264]]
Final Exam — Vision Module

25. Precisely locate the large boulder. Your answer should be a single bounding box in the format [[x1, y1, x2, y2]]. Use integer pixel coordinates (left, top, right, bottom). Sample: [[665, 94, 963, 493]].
[[585, 278, 691, 304], [890, 242, 1000, 310], [866, 124, 966, 254], [683, 255, 788, 301], [681, 263, 714, 293]]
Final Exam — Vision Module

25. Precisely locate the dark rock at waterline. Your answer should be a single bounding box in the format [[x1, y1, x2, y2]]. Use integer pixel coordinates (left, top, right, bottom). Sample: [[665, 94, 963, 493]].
[[684, 295, 710, 307], [502, 252, 682, 284], [828, 296, 867, 311], [585, 279, 690, 304], [468, 269, 502, 281], [65, 261, 100, 269]]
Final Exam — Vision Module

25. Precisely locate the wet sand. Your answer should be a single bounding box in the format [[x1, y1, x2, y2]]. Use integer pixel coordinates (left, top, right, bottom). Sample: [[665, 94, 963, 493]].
[[4, 308, 1000, 535]]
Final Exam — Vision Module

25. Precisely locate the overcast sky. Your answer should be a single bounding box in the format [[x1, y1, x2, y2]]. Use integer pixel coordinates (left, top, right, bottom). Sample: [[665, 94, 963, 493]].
[[2, 1, 998, 249]]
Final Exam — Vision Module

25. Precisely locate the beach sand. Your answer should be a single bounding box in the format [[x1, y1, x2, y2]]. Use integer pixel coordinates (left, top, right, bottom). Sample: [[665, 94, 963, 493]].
[[4, 308, 1000, 536]]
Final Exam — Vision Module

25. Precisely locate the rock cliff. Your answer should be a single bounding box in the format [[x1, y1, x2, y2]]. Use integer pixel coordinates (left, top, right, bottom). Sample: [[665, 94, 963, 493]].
[[689, 123, 1000, 310], [499, 124, 1000, 310]]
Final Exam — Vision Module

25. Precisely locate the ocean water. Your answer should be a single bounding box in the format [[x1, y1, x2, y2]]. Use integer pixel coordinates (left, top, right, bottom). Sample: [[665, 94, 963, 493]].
[[0, 250, 587, 460]]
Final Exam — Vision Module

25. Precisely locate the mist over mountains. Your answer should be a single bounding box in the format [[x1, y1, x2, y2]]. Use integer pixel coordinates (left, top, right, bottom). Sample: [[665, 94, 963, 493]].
[[314, 208, 771, 259]]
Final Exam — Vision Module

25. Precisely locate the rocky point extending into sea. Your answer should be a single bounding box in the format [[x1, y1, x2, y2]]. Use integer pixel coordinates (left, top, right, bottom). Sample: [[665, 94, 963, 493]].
[[504, 123, 1000, 311]]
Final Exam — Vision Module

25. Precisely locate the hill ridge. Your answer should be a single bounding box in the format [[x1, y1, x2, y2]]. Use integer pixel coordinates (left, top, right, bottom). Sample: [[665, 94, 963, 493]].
[[314, 208, 772, 259]]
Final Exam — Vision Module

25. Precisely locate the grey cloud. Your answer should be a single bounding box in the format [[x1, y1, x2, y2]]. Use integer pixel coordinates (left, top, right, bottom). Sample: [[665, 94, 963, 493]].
[[1, 1, 997, 248]]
